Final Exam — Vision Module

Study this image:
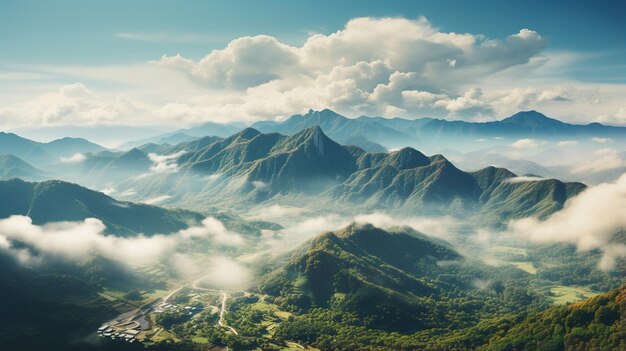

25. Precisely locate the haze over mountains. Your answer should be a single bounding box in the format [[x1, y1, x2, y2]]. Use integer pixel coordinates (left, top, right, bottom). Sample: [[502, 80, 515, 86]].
[[113, 109, 626, 185], [5, 121, 585, 223], [0, 131, 106, 167], [252, 109, 626, 150], [0, 109, 624, 351]]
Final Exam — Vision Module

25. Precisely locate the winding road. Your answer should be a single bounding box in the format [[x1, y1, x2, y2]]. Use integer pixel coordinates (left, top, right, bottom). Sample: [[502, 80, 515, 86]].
[[105, 273, 239, 337], [191, 276, 239, 335]]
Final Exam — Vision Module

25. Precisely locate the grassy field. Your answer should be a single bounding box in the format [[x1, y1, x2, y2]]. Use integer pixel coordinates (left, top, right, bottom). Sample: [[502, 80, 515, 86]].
[[509, 261, 537, 274], [281, 342, 319, 350], [548, 285, 600, 305], [191, 336, 209, 344]]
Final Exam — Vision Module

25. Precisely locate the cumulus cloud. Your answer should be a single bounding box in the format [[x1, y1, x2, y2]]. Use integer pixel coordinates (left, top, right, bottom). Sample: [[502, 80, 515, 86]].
[[0, 83, 146, 128], [508, 173, 626, 271], [157, 18, 545, 91], [0, 216, 244, 266], [431, 87, 493, 117], [60, 153, 87, 163], [2, 17, 625, 129], [154, 35, 302, 89], [497, 87, 575, 111], [511, 138, 541, 149], [150, 16, 549, 119]]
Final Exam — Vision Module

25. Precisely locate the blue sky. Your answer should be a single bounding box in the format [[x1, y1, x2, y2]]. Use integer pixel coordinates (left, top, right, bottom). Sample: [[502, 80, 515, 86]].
[[0, 0, 625, 138], [2, 0, 624, 66]]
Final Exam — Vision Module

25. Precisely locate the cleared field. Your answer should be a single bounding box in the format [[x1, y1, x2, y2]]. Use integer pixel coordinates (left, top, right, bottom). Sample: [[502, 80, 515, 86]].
[[275, 310, 292, 319], [509, 261, 537, 274], [191, 336, 209, 344], [281, 342, 320, 350], [549, 285, 600, 305]]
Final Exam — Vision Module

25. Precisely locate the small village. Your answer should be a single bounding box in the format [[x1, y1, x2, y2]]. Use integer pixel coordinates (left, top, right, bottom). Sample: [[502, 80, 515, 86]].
[[96, 301, 205, 342]]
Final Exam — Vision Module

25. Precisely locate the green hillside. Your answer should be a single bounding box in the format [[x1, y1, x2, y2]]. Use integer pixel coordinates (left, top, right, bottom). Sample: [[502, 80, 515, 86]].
[[260, 224, 540, 335], [0, 154, 44, 180], [127, 127, 585, 221], [0, 178, 202, 235], [476, 285, 625, 351]]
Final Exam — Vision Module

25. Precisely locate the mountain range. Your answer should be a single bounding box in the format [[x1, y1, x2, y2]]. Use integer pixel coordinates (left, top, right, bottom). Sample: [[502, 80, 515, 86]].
[[0, 178, 203, 235], [251, 109, 626, 150], [0, 122, 588, 223], [0, 154, 45, 180], [102, 126, 585, 221], [120, 121, 242, 150], [0, 132, 106, 167]]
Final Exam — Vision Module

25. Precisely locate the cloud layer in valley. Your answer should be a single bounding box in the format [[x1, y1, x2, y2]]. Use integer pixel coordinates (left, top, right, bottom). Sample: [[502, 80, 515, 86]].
[[0, 216, 244, 266], [508, 173, 626, 271]]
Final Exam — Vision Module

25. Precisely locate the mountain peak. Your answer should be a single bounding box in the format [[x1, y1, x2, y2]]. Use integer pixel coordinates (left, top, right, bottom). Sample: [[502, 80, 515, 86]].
[[302, 108, 346, 122], [501, 110, 564, 126], [233, 127, 261, 140], [286, 126, 330, 156], [387, 147, 430, 170]]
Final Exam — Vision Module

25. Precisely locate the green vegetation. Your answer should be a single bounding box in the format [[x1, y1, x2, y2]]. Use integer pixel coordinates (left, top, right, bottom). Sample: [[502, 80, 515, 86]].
[[477, 285, 625, 351], [0, 178, 203, 235]]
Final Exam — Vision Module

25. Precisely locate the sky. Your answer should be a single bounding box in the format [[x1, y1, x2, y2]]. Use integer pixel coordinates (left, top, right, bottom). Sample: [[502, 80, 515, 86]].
[[1, 0, 625, 141]]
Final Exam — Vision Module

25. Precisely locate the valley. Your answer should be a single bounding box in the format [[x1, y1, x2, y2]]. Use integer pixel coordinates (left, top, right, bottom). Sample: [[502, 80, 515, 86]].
[[0, 116, 624, 350], [3, 3, 626, 349]]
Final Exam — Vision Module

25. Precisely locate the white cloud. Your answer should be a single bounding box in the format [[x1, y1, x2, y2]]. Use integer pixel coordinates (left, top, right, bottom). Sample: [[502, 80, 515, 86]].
[[557, 140, 578, 147], [571, 148, 626, 174], [0, 215, 244, 266], [0, 83, 144, 128], [248, 204, 304, 220], [511, 138, 541, 149], [353, 212, 458, 240], [432, 87, 493, 117], [252, 180, 269, 191], [142, 195, 172, 205], [596, 107, 626, 125], [200, 256, 252, 289], [99, 186, 116, 195], [1, 17, 626, 130], [504, 175, 546, 183], [591, 137, 612, 143], [152, 17, 546, 119], [183, 217, 244, 247], [60, 153, 87, 163], [147, 150, 186, 174], [154, 35, 302, 89], [508, 173, 626, 271]]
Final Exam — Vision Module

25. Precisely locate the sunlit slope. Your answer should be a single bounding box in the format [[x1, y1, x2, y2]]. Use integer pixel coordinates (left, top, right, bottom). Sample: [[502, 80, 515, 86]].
[[0, 178, 202, 235], [478, 285, 625, 351]]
